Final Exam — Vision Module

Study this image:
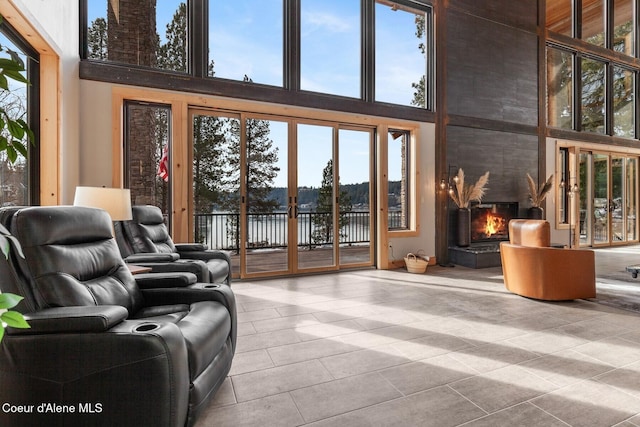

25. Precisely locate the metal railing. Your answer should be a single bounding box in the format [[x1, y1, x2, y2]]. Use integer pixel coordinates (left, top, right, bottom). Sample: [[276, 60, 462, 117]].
[[194, 210, 399, 252]]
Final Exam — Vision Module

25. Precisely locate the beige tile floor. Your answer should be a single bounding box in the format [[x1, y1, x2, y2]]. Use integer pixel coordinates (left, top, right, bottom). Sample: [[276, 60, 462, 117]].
[[196, 246, 640, 427]]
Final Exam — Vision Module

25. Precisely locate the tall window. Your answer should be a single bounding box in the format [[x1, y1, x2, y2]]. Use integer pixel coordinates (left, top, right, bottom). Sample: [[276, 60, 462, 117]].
[[614, 0, 635, 55], [0, 20, 39, 206], [613, 65, 635, 137], [546, 0, 572, 36], [581, 0, 605, 47], [124, 101, 171, 218], [581, 57, 606, 133], [86, 1, 187, 72], [209, 0, 283, 85], [375, 1, 430, 107], [547, 47, 573, 129], [388, 129, 411, 230], [300, 0, 360, 97]]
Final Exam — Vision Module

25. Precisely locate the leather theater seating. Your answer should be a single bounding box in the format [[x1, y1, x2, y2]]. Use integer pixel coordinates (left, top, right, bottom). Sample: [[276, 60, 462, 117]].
[[115, 205, 231, 286], [500, 219, 596, 300], [0, 206, 236, 427]]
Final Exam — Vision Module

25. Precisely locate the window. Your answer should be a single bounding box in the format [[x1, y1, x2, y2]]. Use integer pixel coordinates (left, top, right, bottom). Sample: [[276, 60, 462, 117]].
[[300, 0, 360, 97], [581, 0, 605, 47], [375, 1, 430, 107], [546, 0, 572, 36], [124, 101, 171, 218], [558, 147, 569, 224], [0, 20, 39, 206], [82, 1, 435, 113], [614, 0, 635, 55], [580, 57, 606, 133], [86, 1, 187, 72], [388, 129, 411, 230], [613, 65, 635, 138], [547, 47, 573, 129], [209, 0, 283, 85]]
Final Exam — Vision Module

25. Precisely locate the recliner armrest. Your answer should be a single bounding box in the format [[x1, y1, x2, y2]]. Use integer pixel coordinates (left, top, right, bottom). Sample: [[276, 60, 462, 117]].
[[178, 249, 232, 263], [8, 305, 128, 335], [124, 253, 180, 262], [134, 272, 198, 289], [175, 243, 208, 252]]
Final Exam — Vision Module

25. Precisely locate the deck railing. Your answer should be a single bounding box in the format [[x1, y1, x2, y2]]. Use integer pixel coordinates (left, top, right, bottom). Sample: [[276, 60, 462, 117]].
[[194, 210, 403, 252]]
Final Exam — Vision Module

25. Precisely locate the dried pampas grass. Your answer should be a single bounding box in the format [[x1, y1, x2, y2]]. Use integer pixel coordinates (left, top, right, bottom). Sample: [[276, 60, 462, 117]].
[[527, 174, 553, 207], [449, 168, 490, 209]]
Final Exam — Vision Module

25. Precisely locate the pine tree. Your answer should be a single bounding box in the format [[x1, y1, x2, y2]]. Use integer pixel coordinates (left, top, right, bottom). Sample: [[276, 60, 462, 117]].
[[312, 160, 352, 244], [87, 17, 108, 60], [157, 3, 187, 72]]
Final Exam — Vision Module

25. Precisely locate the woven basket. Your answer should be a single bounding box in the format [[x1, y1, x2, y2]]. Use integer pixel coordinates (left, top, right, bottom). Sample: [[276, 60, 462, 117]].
[[404, 253, 428, 273]]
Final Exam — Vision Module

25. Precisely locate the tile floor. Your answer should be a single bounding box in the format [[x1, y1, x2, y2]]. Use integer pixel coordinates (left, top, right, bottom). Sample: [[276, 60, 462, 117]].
[[196, 247, 640, 427]]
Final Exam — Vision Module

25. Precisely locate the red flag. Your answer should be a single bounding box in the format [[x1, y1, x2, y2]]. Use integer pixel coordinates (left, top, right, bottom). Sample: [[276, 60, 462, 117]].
[[158, 145, 169, 182]]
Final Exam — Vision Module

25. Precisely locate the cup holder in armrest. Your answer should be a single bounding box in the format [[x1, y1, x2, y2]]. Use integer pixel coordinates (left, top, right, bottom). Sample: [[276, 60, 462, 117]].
[[134, 323, 160, 333], [203, 284, 220, 289]]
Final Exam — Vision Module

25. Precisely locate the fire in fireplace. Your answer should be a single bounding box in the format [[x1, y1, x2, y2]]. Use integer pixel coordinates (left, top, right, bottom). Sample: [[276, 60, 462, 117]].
[[470, 202, 519, 243]]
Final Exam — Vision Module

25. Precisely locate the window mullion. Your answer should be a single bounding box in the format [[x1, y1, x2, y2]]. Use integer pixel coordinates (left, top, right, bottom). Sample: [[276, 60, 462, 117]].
[[362, 0, 375, 102], [284, 0, 300, 91], [190, 0, 208, 77]]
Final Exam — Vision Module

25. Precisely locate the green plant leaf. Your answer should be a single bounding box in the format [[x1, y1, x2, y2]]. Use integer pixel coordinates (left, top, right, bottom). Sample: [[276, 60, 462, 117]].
[[7, 119, 25, 140], [0, 326, 4, 343], [0, 58, 23, 71], [1, 311, 30, 329], [0, 293, 23, 309], [0, 73, 7, 90], [0, 235, 9, 259], [5, 234, 24, 258], [6, 145, 17, 163], [3, 69, 29, 85], [12, 140, 27, 158]]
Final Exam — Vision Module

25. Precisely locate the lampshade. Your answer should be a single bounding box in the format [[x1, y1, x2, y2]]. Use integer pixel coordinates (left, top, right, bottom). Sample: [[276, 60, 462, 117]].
[[73, 186, 132, 221]]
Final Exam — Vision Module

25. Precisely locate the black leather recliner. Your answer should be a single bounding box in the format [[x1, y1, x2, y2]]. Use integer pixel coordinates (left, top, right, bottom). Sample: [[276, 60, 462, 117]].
[[115, 205, 232, 286], [0, 206, 236, 427]]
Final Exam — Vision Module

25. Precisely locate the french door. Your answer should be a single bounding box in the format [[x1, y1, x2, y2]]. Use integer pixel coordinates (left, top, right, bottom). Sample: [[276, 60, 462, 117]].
[[190, 109, 374, 278], [579, 151, 638, 247]]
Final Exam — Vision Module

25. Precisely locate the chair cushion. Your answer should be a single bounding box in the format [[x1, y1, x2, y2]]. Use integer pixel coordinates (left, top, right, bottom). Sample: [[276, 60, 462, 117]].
[[177, 302, 231, 380], [126, 205, 177, 253], [11, 206, 144, 314], [508, 219, 550, 247], [206, 259, 231, 284]]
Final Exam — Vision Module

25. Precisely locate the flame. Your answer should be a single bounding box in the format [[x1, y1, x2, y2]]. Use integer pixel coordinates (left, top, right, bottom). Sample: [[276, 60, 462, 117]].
[[484, 214, 501, 236]]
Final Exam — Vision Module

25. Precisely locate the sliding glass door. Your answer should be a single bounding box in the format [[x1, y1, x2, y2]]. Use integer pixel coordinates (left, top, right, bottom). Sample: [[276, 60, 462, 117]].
[[579, 151, 638, 247], [190, 110, 374, 278]]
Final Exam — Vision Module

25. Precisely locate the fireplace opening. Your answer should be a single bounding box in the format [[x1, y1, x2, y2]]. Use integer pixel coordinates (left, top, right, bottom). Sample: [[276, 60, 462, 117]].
[[470, 202, 519, 243]]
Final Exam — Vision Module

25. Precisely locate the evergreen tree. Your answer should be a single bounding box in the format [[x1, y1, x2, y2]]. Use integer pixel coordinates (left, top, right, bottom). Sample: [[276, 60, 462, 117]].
[[312, 160, 352, 244], [157, 3, 187, 72], [192, 115, 227, 213], [411, 14, 426, 108], [87, 17, 108, 60]]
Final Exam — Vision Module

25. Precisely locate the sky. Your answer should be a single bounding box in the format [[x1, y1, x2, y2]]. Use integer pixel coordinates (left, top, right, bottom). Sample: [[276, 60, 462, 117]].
[[87, 0, 424, 187]]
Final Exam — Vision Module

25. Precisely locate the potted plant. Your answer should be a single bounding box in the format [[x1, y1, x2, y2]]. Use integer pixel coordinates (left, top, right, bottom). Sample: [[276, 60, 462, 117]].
[[527, 173, 553, 219], [0, 22, 32, 340], [448, 168, 490, 247], [0, 225, 29, 341]]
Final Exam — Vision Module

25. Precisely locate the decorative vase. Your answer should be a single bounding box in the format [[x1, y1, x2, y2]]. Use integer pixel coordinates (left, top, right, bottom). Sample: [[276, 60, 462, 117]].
[[457, 208, 471, 247], [529, 206, 544, 219]]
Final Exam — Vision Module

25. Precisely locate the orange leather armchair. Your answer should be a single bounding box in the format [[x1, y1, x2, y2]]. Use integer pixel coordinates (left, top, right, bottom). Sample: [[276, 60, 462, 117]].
[[500, 219, 596, 300]]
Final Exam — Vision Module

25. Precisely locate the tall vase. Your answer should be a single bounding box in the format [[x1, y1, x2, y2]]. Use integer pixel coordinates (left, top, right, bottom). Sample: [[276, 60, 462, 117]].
[[528, 206, 544, 219], [457, 208, 471, 247]]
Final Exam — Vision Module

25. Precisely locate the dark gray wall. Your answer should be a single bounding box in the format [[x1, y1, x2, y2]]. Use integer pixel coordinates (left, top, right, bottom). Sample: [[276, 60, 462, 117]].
[[442, 0, 540, 249]]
